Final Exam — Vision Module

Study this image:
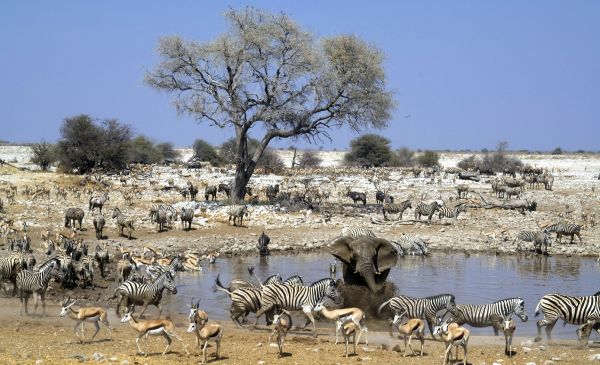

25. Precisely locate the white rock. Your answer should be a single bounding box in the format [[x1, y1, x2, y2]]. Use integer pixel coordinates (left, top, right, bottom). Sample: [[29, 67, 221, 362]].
[[522, 347, 532, 353], [589, 354, 600, 361], [520, 339, 533, 347]]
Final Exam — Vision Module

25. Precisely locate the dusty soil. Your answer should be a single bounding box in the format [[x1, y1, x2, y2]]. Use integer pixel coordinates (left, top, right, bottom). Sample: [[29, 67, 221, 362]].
[[0, 298, 598, 365]]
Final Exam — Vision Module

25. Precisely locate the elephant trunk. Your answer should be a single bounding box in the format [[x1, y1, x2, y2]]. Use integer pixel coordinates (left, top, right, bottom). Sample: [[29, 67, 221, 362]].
[[357, 262, 380, 293]]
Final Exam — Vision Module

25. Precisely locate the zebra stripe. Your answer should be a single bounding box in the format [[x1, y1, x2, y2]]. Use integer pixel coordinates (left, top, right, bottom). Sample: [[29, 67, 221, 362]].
[[379, 293, 455, 337], [147, 257, 183, 280], [535, 293, 600, 342], [16, 258, 58, 315], [390, 235, 428, 256], [414, 201, 442, 221], [438, 203, 467, 220], [283, 275, 304, 286], [255, 278, 340, 336], [215, 274, 272, 327], [112, 207, 134, 239], [543, 223, 582, 244], [513, 231, 550, 254], [448, 298, 528, 334], [382, 200, 412, 220], [227, 205, 248, 226], [340, 227, 376, 238], [114, 271, 177, 317]]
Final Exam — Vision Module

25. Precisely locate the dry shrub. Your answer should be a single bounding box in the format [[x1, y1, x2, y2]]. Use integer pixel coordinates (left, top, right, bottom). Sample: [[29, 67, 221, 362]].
[[338, 282, 397, 318]]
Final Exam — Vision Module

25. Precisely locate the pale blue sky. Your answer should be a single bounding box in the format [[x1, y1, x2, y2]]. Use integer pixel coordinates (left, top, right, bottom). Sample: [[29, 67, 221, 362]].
[[1, 1, 598, 151]]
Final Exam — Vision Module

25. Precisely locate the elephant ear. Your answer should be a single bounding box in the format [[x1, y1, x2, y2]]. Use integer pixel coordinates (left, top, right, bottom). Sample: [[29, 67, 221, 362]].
[[329, 236, 356, 264], [374, 238, 398, 272]]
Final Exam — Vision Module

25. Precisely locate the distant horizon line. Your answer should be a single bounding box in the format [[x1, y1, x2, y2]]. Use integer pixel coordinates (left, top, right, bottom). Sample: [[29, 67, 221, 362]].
[[0, 141, 598, 155]]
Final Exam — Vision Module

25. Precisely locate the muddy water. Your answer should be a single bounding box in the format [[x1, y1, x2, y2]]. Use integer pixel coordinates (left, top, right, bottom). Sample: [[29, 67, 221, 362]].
[[172, 252, 599, 339]]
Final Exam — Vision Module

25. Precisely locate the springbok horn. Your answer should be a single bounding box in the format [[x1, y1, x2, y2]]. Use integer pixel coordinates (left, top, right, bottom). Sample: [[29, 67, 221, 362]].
[[67, 299, 79, 309], [196, 299, 201, 308]]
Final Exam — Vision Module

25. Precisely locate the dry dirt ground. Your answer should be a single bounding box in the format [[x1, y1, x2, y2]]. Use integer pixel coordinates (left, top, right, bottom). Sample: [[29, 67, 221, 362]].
[[0, 298, 598, 365]]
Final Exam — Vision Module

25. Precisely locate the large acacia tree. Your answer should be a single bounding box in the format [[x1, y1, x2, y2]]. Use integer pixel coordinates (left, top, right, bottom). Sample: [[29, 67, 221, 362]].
[[146, 8, 393, 200]]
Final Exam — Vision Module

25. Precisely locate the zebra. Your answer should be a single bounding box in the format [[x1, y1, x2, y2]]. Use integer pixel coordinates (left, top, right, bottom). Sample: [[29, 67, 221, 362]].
[[179, 207, 194, 230], [94, 244, 110, 278], [254, 278, 341, 337], [16, 258, 59, 315], [340, 227, 376, 238], [513, 231, 551, 255], [228, 205, 248, 226], [93, 213, 105, 239], [0, 253, 33, 296], [378, 293, 456, 337], [283, 275, 304, 286], [414, 201, 442, 221], [390, 235, 428, 256], [491, 179, 505, 198], [542, 174, 554, 191], [112, 207, 134, 239], [204, 185, 217, 201], [446, 297, 528, 354], [215, 274, 274, 327], [438, 203, 467, 220], [346, 191, 366, 205], [147, 257, 183, 280], [64, 208, 85, 229], [382, 200, 412, 221], [153, 208, 168, 232], [187, 181, 199, 201], [534, 293, 600, 342], [149, 204, 177, 228], [218, 183, 231, 199], [113, 270, 177, 318], [89, 193, 109, 214], [543, 223, 582, 244]]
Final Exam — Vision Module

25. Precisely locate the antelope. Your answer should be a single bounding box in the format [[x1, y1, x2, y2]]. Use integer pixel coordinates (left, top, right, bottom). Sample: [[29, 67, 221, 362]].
[[502, 315, 516, 356], [341, 318, 358, 358], [268, 309, 293, 356], [391, 311, 425, 357], [121, 307, 184, 356], [59, 298, 112, 343], [187, 302, 224, 364], [433, 317, 470, 365], [313, 302, 368, 345]]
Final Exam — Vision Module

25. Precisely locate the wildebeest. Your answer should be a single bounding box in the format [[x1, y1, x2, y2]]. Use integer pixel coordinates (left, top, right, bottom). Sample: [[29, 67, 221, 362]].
[[346, 190, 366, 205], [205, 186, 217, 201], [89, 193, 109, 214], [218, 183, 231, 199], [257, 231, 270, 256]]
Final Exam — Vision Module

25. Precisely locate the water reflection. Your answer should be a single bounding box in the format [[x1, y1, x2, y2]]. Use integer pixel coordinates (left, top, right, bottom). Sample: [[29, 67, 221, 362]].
[[174, 252, 598, 339]]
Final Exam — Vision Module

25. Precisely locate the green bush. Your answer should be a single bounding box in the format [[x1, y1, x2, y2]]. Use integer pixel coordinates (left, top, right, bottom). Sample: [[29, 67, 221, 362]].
[[344, 134, 392, 167], [156, 142, 180, 162], [193, 139, 221, 165], [128, 136, 163, 164]]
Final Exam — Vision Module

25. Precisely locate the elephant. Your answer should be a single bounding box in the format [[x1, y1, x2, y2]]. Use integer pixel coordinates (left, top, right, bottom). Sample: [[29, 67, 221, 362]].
[[329, 236, 398, 293]]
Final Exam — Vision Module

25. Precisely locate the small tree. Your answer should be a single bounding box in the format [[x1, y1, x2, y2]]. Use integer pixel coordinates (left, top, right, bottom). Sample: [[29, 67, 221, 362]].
[[193, 139, 221, 165], [56, 114, 104, 173], [128, 136, 163, 164], [256, 148, 285, 170], [390, 146, 415, 167], [417, 150, 440, 167], [30, 142, 56, 171], [146, 8, 393, 200], [344, 134, 392, 167], [99, 119, 133, 170], [551, 147, 563, 155], [156, 142, 180, 162], [298, 150, 322, 167]]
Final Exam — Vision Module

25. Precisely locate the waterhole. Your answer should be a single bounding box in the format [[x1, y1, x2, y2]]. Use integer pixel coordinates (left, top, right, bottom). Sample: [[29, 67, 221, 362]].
[[171, 252, 599, 339]]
